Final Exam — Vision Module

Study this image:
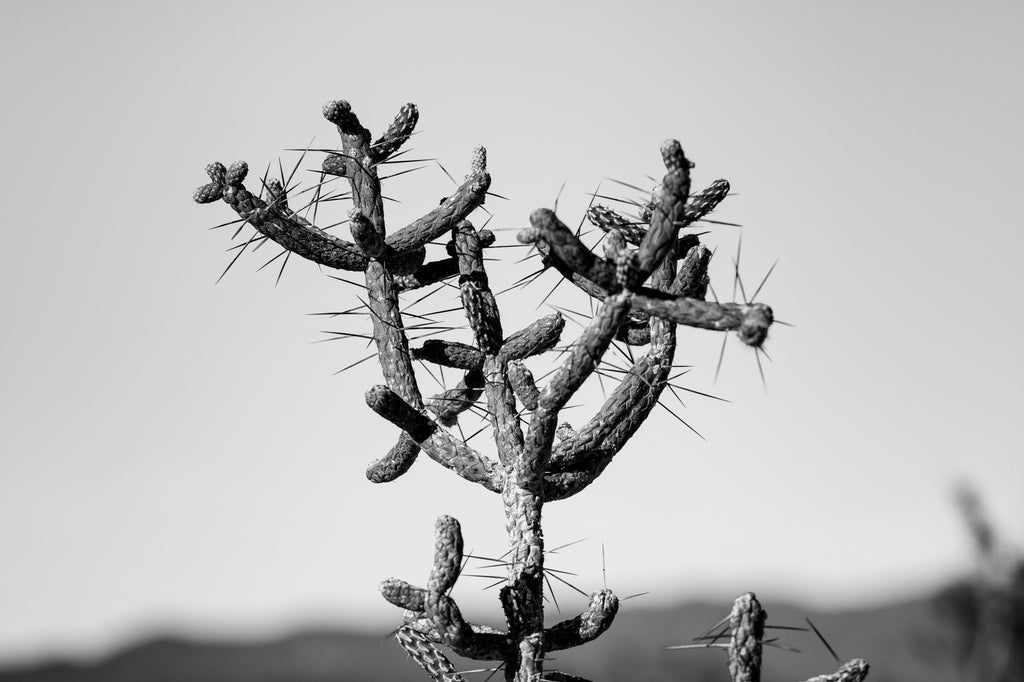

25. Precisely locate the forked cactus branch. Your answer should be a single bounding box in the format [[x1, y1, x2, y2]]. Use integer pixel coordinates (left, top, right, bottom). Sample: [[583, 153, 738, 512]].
[[191, 98, 858, 682]]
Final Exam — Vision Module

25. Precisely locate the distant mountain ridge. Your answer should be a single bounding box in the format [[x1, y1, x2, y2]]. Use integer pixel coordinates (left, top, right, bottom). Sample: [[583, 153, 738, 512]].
[[0, 593, 961, 682]]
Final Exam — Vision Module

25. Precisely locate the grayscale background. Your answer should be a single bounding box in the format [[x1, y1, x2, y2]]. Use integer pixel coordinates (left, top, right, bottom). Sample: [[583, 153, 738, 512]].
[[1, 1, 1021, 680]]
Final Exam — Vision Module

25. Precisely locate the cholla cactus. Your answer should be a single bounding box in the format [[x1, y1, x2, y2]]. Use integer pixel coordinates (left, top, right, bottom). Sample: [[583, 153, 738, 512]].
[[192, 99, 856, 682]]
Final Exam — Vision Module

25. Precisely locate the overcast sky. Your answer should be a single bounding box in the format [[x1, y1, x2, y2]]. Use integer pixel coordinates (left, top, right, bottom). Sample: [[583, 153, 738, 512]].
[[1, 0, 1022, 667]]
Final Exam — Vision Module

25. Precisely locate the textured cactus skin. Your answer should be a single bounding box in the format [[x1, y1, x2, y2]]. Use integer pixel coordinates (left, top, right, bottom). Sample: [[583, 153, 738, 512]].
[[187, 99, 861, 682], [396, 625, 465, 682], [728, 593, 766, 682]]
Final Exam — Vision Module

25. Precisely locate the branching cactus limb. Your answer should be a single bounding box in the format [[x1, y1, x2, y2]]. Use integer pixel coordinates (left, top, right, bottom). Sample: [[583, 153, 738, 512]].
[[382, 516, 510, 662], [193, 98, 792, 681], [674, 593, 869, 682], [395, 626, 465, 682]]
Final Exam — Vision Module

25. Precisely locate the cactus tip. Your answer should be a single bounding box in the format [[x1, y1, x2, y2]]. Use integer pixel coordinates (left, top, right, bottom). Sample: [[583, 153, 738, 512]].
[[660, 139, 693, 172], [322, 99, 352, 122], [226, 160, 249, 186]]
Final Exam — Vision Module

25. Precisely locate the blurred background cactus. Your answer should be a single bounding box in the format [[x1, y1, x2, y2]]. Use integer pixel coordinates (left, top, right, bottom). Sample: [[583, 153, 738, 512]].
[[190, 98, 869, 682]]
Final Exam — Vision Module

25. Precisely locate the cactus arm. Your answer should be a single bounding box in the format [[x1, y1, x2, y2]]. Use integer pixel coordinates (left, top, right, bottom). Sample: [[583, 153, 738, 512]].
[[193, 161, 370, 271], [507, 361, 539, 411], [542, 462, 613, 501], [456, 222, 504, 354], [520, 209, 619, 292], [323, 100, 434, 485], [395, 626, 466, 682], [588, 178, 731, 246], [384, 517, 512, 662], [727, 593, 766, 682], [393, 229, 496, 291], [381, 578, 428, 611], [386, 169, 491, 253], [631, 295, 773, 347], [428, 515, 464, 594], [412, 340, 486, 371], [395, 258, 461, 291], [366, 436, 421, 483], [322, 100, 386, 236], [428, 369, 486, 425], [587, 205, 648, 244], [635, 141, 691, 280], [368, 370, 485, 483], [452, 222, 524, 467], [365, 385, 502, 491], [524, 292, 632, 473], [498, 312, 566, 361], [542, 589, 619, 653], [549, 244, 711, 473], [370, 102, 419, 163]]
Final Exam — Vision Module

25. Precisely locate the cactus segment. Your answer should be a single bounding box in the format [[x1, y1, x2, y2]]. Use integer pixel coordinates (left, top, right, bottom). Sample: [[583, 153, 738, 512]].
[[195, 161, 370, 271], [538, 293, 632, 415], [507, 361, 539, 411], [387, 245, 427, 276], [727, 592, 766, 682], [366, 433, 420, 483], [412, 340, 485, 370], [371, 102, 419, 163], [636, 147, 691, 280], [428, 370, 485, 425], [632, 296, 773, 347], [428, 515, 464, 595], [393, 229, 496, 291], [322, 99, 372, 145], [523, 293, 632, 480], [455, 223, 503, 354], [395, 626, 466, 682], [547, 352, 668, 472], [500, 313, 566, 361], [615, 243, 711, 346], [386, 170, 491, 254], [543, 589, 620, 652], [523, 209, 619, 292], [588, 205, 647, 244], [382, 578, 428, 611], [365, 385, 501, 491], [350, 208, 385, 258]]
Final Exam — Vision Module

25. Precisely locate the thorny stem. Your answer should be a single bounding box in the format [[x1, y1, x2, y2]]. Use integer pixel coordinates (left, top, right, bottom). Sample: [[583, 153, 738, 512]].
[[186, 99, 855, 682]]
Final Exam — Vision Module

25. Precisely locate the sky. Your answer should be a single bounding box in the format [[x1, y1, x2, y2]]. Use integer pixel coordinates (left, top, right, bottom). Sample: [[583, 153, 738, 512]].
[[1, 0, 1022, 668]]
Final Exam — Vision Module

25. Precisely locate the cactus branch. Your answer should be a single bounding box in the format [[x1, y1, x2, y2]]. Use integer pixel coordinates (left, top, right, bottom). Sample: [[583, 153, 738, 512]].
[[727, 593, 766, 682], [387, 169, 491, 253], [371, 102, 419, 163], [395, 625, 466, 682], [631, 295, 773, 347], [542, 589, 620, 653], [412, 340, 486, 371], [520, 209, 619, 293], [193, 162, 370, 272], [499, 313, 566, 361], [365, 385, 502, 491]]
